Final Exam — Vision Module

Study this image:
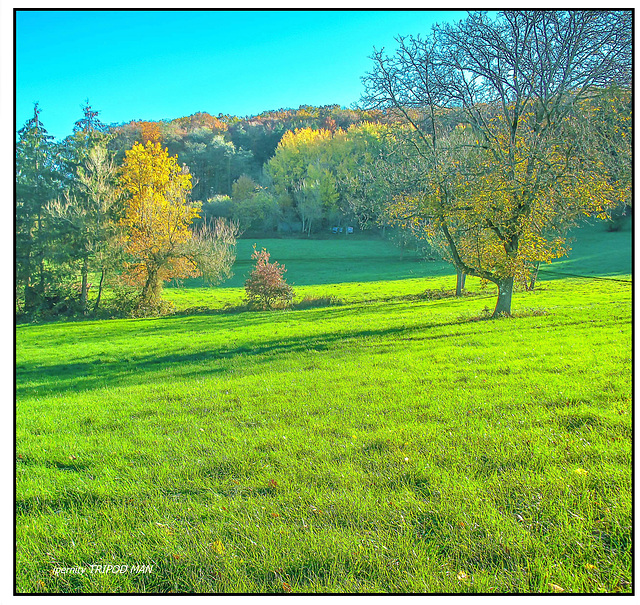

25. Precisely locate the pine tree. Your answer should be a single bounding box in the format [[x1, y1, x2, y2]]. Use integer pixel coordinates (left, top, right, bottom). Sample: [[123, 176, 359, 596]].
[[15, 103, 61, 314], [53, 102, 120, 314]]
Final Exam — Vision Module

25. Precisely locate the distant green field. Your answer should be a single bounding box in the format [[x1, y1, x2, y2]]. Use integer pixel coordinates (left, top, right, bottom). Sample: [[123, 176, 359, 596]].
[[169, 236, 451, 290], [15, 220, 632, 594], [540, 219, 632, 279], [161, 220, 631, 312], [179, 219, 632, 288]]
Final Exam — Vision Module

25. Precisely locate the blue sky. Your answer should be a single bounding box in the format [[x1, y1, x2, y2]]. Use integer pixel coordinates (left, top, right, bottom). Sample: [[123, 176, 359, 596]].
[[16, 9, 467, 141]]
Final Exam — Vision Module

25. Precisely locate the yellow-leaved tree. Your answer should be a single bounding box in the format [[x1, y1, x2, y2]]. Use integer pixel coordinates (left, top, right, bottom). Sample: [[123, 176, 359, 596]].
[[266, 128, 339, 235], [119, 141, 238, 312]]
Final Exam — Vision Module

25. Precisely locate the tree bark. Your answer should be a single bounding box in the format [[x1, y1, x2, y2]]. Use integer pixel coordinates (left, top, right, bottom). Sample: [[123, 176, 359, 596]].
[[80, 256, 89, 314], [493, 277, 514, 317], [528, 261, 540, 291], [455, 269, 466, 297], [93, 268, 106, 315], [37, 208, 45, 297], [22, 242, 35, 313], [141, 268, 161, 307]]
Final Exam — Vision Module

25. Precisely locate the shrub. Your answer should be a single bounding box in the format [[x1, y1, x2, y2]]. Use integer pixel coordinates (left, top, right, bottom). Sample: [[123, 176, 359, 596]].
[[109, 283, 175, 318], [109, 283, 140, 317], [244, 246, 294, 310]]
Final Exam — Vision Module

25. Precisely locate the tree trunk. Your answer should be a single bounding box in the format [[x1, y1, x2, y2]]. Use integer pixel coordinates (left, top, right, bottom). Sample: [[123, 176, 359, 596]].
[[80, 256, 89, 314], [493, 277, 514, 317], [141, 268, 161, 307], [22, 243, 35, 313], [455, 269, 466, 297], [37, 209, 45, 297], [93, 268, 106, 315], [528, 261, 540, 291]]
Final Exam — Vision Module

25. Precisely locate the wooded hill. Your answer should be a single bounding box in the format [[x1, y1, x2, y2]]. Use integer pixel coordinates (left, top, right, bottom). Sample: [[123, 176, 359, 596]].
[[108, 105, 389, 202]]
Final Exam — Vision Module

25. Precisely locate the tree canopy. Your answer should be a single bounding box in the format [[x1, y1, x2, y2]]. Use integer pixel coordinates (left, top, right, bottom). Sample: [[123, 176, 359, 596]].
[[15, 13, 632, 320], [361, 10, 632, 316]]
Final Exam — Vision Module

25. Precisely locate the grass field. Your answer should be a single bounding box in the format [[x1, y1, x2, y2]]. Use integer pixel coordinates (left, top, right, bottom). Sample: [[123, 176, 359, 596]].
[[15, 221, 632, 594]]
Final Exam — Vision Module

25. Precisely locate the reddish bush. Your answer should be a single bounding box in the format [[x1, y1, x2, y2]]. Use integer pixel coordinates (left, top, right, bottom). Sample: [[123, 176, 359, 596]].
[[244, 246, 294, 310]]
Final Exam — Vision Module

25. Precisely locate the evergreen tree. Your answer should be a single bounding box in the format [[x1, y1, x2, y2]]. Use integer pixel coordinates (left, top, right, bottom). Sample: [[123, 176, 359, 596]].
[[53, 102, 120, 314], [15, 103, 61, 314], [49, 142, 122, 314], [73, 99, 108, 135]]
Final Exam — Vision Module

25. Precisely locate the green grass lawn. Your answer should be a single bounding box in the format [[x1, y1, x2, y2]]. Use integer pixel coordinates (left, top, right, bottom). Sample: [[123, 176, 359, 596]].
[[15, 222, 632, 594], [160, 219, 632, 311], [540, 218, 632, 279], [168, 235, 452, 290]]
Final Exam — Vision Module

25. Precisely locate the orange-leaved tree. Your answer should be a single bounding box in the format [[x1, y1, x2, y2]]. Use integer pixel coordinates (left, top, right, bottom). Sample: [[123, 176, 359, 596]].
[[118, 141, 237, 310], [244, 246, 294, 310]]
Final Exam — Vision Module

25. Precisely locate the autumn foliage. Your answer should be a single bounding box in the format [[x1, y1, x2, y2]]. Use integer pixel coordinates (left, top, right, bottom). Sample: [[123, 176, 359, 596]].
[[362, 11, 631, 316], [244, 246, 294, 310], [118, 141, 200, 307]]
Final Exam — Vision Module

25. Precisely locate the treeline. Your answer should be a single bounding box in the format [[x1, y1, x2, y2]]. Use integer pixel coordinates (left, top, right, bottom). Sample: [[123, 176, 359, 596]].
[[109, 104, 387, 208], [15, 101, 395, 320], [15, 103, 239, 320]]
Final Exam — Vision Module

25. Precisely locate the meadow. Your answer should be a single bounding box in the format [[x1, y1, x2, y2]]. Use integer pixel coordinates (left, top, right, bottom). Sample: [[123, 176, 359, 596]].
[[15, 221, 632, 593]]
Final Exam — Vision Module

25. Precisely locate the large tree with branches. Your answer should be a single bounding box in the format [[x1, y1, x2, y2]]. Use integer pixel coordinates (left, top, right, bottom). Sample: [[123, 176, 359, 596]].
[[118, 141, 238, 311], [362, 10, 631, 316]]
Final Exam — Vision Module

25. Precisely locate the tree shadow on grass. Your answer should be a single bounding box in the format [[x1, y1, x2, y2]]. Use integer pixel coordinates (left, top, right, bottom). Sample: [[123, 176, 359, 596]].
[[16, 313, 509, 400], [16, 455, 91, 473]]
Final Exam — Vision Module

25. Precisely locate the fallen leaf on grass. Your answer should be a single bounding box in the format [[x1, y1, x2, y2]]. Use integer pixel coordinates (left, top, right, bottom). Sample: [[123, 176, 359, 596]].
[[457, 571, 469, 581], [549, 583, 565, 592], [585, 564, 597, 571], [212, 540, 225, 555], [282, 582, 292, 593], [574, 468, 588, 476]]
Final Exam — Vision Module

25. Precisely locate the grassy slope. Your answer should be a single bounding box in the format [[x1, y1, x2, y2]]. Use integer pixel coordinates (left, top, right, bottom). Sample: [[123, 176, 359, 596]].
[[162, 220, 632, 311], [15, 223, 632, 594], [179, 236, 450, 288]]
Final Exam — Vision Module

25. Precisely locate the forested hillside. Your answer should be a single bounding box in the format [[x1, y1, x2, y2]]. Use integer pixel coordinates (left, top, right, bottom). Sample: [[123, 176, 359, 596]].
[[16, 11, 631, 321], [109, 105, 388, 207], [15, 102, 399, 319]]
